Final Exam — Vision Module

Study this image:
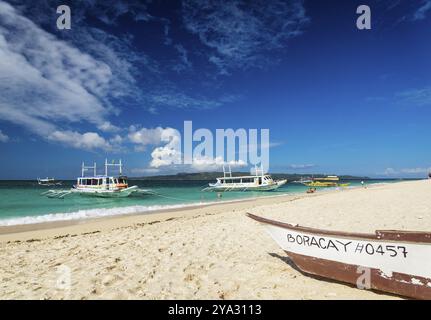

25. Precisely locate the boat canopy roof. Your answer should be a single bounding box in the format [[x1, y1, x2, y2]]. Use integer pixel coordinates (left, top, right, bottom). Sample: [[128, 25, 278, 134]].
[[217, 174, 272, 180], [78, 175, 127, 179], [314, 175, 339, 181]]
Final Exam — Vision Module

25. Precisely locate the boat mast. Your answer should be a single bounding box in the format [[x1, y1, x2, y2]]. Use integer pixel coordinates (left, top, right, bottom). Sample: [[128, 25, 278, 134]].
[[81, 162, 97, 177], [222, 164, 232, 179], [105, 159, 123, 176]]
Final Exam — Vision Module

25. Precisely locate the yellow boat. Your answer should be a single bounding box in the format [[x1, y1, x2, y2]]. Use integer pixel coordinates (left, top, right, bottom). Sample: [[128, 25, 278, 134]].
[[303, 176, 350, 188]]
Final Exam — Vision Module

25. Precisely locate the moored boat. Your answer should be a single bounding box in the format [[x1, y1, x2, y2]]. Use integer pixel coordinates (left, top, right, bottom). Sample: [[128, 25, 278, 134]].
[[247, 212, 431, 299], [302, 175, 350, 188], [42, 160, 143, 198], [37, 177, 62, 186], [202, 165, 287, 192], [72, 160, 138, 197]]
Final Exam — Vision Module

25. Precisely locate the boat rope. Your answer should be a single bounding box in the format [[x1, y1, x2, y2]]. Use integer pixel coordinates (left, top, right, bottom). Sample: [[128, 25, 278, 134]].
[[142, 190, 208, 202]]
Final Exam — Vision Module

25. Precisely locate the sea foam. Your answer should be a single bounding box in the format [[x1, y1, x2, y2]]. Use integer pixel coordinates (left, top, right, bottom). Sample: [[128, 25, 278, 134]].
[[0, 202, 207, 226]]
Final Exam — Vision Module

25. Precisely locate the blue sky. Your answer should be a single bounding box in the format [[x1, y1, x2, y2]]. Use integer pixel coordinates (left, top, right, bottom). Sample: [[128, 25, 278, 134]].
[[0, 0, 430, 179]]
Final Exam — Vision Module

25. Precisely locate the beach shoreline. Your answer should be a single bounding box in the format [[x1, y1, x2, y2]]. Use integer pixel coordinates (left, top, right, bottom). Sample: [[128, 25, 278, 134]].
[[0, 183, 354, 240], [1, 179, 429, 299], [0, 190, 314, 242]]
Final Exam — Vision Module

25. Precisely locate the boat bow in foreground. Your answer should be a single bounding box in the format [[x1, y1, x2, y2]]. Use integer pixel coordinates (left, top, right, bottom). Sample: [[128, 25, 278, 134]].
[[247, 213, 431, 299]]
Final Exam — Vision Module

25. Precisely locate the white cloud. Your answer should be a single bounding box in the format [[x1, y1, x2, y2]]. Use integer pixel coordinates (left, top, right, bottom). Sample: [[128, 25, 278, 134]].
[[98, 122, 121, 133], [145, 91, 240, 110], [191, 156, 246, 171], [0, 1, 120, 150], [288, 164, 316, 169], [172, 44, 192, 72], [132, 157, 247, 176], [150, 128, 182, 168], [128, 127, 165, 151], [383, 167, 398, 175], [128, 125, 248, 171], [413, 0, 431, 20], [382, 167, 431, 176], [47, 130, 112, 151], [401, 167, 431, 174], [0, 130, 9, 142], [182, 0, 309, 73], [397, 86, 431, 106]]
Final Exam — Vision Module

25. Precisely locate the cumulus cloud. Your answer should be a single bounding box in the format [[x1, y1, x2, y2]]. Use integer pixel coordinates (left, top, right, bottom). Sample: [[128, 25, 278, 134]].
[[128, 127, 165, 151], [0, 130, 9, 142], [98, 122, 121, 133], [128, 125, 249, 172], [47, 130, 112, 151], [191, 156, 246, 171], [149, 128, 183, 168], [132, 157, 247, 176]]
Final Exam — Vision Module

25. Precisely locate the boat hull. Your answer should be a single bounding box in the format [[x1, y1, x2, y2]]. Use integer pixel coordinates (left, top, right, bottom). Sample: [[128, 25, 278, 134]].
[[203, 179, 287, 192], [287, 251, 431, 299], [303, 182, 350, 188], [74, 186, 139, 198], [247, 213, 431, 299]]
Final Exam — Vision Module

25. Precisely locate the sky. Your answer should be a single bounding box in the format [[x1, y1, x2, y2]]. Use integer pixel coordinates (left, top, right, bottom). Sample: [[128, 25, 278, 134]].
[[0, 0, 430, 179]]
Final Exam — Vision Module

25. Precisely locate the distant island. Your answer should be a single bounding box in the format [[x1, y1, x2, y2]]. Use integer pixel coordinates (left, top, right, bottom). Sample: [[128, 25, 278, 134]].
[[131, 172, 371, 182]]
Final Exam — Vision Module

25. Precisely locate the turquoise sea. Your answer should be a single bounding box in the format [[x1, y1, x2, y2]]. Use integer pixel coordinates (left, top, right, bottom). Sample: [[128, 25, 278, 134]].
[[0, 179, 399, 226]]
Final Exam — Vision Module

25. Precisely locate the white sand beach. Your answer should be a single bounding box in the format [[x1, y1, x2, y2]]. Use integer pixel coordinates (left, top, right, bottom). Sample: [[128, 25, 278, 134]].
[[1, 180, 430, 300]]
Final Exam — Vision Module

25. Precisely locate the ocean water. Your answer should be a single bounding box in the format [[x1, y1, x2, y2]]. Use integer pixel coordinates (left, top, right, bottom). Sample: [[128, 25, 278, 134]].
[[0, 179, 398, 226]]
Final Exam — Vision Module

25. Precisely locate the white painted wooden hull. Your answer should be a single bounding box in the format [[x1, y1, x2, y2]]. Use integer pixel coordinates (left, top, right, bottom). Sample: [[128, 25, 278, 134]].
[[248, 213, 431, 299], [203, 179, 287, 192], [73, 185, 139, 198]]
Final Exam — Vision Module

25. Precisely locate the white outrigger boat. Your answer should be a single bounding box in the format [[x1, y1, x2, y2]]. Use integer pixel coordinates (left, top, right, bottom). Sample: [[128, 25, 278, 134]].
[[202, 165, 287, 192], [37, 177, 62, 186], [73, 160, 139, 197], [43, 160, 144, 198]]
